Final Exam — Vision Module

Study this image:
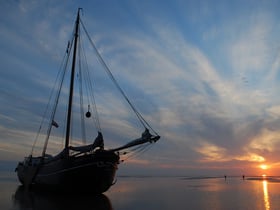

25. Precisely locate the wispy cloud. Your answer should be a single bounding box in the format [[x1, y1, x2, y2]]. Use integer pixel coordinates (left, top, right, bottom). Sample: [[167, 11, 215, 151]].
[[1, 0, 280, 175]]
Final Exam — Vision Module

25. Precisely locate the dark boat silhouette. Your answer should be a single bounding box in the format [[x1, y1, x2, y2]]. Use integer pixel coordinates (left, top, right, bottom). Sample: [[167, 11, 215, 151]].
[[15, 8, 160, 194]]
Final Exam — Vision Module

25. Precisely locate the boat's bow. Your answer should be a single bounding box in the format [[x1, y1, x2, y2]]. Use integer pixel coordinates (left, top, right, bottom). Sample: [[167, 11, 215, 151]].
[[110, 129, 160, 152]]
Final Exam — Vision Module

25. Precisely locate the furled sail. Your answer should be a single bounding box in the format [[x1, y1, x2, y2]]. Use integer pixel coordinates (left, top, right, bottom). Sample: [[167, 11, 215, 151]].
[[69, 132, 104, 153], [110, 129, 160, 152]]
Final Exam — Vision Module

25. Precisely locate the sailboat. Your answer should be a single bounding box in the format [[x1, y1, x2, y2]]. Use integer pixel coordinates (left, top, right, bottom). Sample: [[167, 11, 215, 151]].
[[15, 8, 160, 194]]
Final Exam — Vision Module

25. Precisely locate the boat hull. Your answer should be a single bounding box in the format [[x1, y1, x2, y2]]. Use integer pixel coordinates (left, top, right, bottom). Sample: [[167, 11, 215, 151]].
[[16, 150, 119, 194]]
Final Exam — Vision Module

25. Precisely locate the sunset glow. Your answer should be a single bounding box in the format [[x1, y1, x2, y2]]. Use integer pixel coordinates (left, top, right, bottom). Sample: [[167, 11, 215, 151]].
[[260, 164, 268, 170], [1, 1, 280, 176]]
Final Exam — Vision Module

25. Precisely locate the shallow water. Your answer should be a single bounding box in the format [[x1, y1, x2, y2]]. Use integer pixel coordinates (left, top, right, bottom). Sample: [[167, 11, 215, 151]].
[[1, 172, 280, 210]]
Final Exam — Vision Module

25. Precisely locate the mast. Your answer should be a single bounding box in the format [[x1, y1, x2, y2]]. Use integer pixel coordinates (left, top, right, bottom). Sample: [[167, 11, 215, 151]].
[[65, 9, 81, 154]]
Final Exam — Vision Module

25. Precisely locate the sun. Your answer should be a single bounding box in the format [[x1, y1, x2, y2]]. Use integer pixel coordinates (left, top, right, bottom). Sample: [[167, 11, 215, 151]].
[[260, 164, 268, 170]]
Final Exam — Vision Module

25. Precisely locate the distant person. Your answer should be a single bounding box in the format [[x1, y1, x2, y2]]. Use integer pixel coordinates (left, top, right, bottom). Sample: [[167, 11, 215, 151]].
[[224, 175, 227, 181], [242, 175, 245, 180]]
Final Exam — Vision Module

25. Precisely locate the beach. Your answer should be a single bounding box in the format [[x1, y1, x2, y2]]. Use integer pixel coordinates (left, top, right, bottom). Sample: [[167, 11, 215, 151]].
[[1, 171, 280, 210]]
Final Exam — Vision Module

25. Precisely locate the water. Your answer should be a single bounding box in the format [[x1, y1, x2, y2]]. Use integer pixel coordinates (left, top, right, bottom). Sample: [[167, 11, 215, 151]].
[[1, 172, 280, 210]]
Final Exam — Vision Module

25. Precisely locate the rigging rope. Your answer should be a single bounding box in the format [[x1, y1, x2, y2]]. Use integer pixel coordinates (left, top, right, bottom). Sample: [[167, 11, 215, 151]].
[[31, 36, 74, 156], [80, 19, 158, 135], [78, 27, 102, 132], [40, 26, 76, 156], [78, 29, 87, 144], [32, 14, 159, 157], [120, 142, 153, 162]]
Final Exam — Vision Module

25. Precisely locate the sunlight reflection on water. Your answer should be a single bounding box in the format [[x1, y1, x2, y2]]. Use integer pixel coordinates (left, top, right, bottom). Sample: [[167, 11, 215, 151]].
[[106, 176, 280, 210], [2, 173, 280, 210], [263, 180, 270, 210]]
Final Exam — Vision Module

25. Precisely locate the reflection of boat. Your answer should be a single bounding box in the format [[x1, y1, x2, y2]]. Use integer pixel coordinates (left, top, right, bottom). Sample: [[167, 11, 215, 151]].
[[15, 8, 160, 193], [13, 186, 112, 210]]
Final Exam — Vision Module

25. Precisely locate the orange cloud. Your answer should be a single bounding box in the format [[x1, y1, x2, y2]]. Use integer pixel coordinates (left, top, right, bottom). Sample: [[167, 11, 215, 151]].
[[195, 141, 229, 162], [248, 128, 280, 152], [235, 153, 265, 162]]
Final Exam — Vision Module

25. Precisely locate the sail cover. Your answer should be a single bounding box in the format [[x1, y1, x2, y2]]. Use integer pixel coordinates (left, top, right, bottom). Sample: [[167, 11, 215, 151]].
[[110, 129, 160, 152], [69, 132, 104, 152]]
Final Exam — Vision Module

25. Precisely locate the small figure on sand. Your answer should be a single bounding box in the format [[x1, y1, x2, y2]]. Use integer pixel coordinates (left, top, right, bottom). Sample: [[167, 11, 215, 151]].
[[242, 175, 245, 180], [224, 175, 227, 181]]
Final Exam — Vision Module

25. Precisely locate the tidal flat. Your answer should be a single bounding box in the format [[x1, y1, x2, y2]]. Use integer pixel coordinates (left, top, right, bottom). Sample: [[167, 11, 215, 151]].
[[2, 172, 280, 210]]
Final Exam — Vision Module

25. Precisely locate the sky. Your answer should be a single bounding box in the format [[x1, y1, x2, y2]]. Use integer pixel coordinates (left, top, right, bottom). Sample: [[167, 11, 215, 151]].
[[1, 0, 280, 176]]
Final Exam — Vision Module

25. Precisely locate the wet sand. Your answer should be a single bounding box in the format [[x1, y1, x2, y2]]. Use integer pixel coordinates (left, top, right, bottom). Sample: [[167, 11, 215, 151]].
[[2, 172, 280, 210]]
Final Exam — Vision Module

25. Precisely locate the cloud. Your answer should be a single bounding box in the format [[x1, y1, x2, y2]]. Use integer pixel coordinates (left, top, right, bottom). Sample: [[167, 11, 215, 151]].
[[96, 8, 280, 173], [236, 153, 265, 163], [229, 21, 272, 73], [195, 141, 228, 162], [1, 1, 280, 176], [0, 125, 36, 160], [248, 128, 280, 153]]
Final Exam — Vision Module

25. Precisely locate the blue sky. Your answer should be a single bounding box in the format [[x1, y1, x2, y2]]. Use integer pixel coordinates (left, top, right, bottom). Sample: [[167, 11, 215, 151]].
[[1, 0, 280, 176]]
